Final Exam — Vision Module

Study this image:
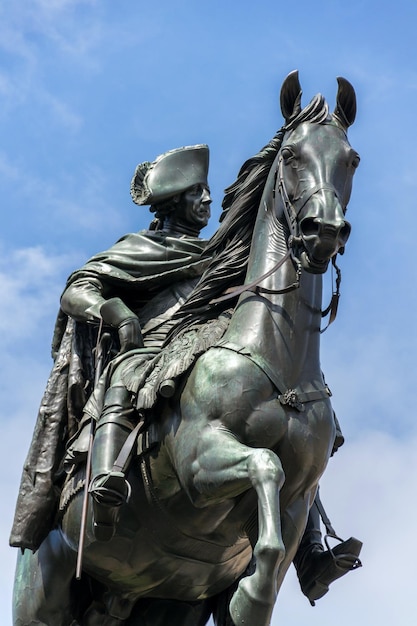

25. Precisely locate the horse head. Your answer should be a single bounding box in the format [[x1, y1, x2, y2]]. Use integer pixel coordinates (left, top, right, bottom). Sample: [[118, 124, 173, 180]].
[[277, 71, 360, 273]]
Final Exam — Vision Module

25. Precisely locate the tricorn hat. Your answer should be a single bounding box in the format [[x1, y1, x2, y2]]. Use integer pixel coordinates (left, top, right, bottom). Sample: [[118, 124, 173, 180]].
[[130, 144, 209, 206]]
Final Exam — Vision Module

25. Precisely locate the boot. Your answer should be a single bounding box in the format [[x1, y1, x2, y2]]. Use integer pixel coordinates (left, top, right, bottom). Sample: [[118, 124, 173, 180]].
[[89, 385, 136, 542], [294, 501, 362, 605], [89, 467, 131, 542]]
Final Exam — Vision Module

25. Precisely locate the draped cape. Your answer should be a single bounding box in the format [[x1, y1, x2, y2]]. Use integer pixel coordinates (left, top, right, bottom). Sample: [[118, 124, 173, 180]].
[[10, 230, 208, 551]]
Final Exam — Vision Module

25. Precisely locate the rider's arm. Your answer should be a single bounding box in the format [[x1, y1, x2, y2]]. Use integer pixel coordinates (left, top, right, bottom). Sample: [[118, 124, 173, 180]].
[[61, 277, 143, 353], [60, 276, 108, 324]]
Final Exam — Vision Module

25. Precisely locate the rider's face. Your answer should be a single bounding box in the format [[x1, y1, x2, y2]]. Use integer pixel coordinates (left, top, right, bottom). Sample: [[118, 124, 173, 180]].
[[176, 184, 212, 229]]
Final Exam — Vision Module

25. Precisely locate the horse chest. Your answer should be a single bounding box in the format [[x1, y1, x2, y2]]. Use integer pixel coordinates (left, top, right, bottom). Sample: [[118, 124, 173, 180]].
[[231, 394, 288, 449], [190, 348, 288, 447]]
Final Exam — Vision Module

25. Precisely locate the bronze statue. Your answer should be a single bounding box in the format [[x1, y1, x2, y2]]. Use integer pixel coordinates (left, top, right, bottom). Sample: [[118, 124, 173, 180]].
[[11, 72, 362, 626]]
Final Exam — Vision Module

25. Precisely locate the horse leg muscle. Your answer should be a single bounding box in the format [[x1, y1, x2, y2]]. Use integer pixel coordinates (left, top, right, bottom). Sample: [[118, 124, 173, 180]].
[[174, 426, 285, 626]]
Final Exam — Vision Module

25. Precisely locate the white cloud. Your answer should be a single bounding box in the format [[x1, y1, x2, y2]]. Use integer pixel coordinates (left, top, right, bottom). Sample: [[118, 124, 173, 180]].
[[0, 245, 72, 343], [320, 320, 417, 440], [0, 151, 127, 239], [0, 0, 102, 129], [39, 90, 84, 132], [2, 0, 100, 54], [27, 0, 103, 64]]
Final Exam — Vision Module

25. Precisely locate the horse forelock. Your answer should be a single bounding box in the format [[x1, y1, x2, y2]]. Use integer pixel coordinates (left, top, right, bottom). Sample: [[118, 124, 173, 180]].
[[284, 93, 329, 132]]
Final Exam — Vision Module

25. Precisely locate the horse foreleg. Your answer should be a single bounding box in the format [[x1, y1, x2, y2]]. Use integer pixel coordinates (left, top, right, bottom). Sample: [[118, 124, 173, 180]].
[[229, 448, 285, 626], [175, 426, 285, 626]]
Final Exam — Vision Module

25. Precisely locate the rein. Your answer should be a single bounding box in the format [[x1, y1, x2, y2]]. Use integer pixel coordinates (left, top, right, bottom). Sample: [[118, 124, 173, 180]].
[[209, 247, 300, 306], [320, 258, 341, 332]]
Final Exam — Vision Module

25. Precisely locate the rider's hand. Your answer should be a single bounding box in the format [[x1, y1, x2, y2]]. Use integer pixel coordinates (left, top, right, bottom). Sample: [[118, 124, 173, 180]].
[[100, 298, 144, 354], [117, 317, 143, 353]]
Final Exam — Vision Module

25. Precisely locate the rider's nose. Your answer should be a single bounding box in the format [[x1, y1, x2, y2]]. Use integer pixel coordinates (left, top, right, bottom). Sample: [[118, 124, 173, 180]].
[[201, 188, 212, 204]]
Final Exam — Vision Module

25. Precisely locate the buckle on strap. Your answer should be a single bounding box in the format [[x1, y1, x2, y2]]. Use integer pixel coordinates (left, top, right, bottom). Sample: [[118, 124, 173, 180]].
[[279, 386, 332, 412], [279, 389, 305, 411]]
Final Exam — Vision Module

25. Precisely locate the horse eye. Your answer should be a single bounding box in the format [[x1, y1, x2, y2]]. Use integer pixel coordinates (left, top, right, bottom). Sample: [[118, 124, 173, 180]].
[[281, 147, 295, 163], [351, 154, 360, 169]]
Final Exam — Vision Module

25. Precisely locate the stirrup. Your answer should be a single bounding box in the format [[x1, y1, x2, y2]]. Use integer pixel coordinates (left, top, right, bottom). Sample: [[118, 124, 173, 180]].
[[324, 533, 362, 571], [303, 535, 362, 606], [90, 471, 131, 506]]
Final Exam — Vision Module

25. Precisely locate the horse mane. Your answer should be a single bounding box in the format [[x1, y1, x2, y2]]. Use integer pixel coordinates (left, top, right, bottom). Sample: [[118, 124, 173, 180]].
[[167, 94, 329, 336]]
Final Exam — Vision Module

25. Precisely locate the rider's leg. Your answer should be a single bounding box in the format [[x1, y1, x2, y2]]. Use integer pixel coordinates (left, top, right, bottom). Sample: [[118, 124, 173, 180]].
[[293, 496, 362, 605], [89, 384, 137, 541], [294, 496, 324, 562], [293, 497, 324, 591], [293, 413, 361, 605]]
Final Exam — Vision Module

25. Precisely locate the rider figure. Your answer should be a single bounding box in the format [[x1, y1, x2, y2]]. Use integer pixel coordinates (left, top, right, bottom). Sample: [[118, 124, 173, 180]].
[[61, 144, 360, 605], [61, 144, 212, 537]]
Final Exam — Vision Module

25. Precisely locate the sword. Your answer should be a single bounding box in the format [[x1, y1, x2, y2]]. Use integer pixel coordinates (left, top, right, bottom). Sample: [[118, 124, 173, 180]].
[[76, 330, 112, 580]]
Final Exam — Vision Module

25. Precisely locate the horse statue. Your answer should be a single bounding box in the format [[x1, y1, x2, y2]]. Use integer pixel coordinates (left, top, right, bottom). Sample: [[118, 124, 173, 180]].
[[12, 71, 359, 626]]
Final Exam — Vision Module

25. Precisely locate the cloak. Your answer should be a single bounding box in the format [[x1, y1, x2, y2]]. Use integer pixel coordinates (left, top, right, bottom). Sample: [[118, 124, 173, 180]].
[[10, 230, 208, 551]]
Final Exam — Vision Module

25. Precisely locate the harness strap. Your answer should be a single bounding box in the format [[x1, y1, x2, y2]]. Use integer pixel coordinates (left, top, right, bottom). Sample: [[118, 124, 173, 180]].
[[290, 183, 342, 215], [313, 489, 338, 538], [313, 490, 363, 584], [278, 387, 332, 412], [215, 341, 331, 412], [277, 155, 342, 232], [320, 257, 342, 332], [112, 412, 146, 474]]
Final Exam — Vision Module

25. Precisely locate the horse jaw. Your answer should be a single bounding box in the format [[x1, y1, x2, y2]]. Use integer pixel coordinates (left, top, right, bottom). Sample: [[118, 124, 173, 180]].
[[298, 249, 330, 274]]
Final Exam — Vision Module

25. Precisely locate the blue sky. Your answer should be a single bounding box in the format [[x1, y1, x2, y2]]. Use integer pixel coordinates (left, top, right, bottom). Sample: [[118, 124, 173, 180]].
[[1, 1, 417, 623]]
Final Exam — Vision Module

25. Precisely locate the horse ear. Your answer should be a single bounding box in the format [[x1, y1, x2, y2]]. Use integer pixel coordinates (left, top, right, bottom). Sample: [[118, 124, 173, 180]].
[[280, 70, 302, 122], [334, 77, 357, 129]]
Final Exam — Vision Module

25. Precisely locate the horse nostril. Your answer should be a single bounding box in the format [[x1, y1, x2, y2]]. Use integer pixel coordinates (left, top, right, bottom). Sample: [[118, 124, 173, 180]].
[[340, 221, 351, 244], [300, 216, 351, 248], [300, 217, 320, 237]]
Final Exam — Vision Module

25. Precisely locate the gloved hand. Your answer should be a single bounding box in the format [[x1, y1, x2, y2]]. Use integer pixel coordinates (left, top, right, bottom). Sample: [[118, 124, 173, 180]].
[[100, 298, 144, 354]]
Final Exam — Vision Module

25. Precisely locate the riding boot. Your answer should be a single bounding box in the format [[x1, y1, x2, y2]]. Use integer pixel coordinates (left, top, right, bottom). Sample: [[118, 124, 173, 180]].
[[293, 498, 362, 605], [89, 385, 137, 542]]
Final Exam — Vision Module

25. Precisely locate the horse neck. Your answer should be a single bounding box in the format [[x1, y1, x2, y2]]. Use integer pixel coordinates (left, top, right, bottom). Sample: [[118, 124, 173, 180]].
[[223, 196, 324, 389]]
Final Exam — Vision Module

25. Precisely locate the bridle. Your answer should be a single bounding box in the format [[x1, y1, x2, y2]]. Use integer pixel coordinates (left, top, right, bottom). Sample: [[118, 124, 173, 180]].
[[210, 150, 343, 330], [276, 152, 345, 244], [276, 151, 343, 330]]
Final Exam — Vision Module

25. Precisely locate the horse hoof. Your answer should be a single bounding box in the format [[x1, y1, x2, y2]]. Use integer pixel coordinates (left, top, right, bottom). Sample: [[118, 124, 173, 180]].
[[229, 579, 274, 626]]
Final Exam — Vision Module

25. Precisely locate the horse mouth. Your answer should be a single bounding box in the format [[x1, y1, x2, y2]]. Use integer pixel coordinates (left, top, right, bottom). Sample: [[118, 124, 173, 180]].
[[299, 250, 330, 274], [298, 231, 343, 274]]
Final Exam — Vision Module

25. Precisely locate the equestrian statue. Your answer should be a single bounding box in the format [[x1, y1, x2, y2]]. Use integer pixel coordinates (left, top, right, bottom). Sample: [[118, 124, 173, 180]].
[[10, 71, 362, 626]]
